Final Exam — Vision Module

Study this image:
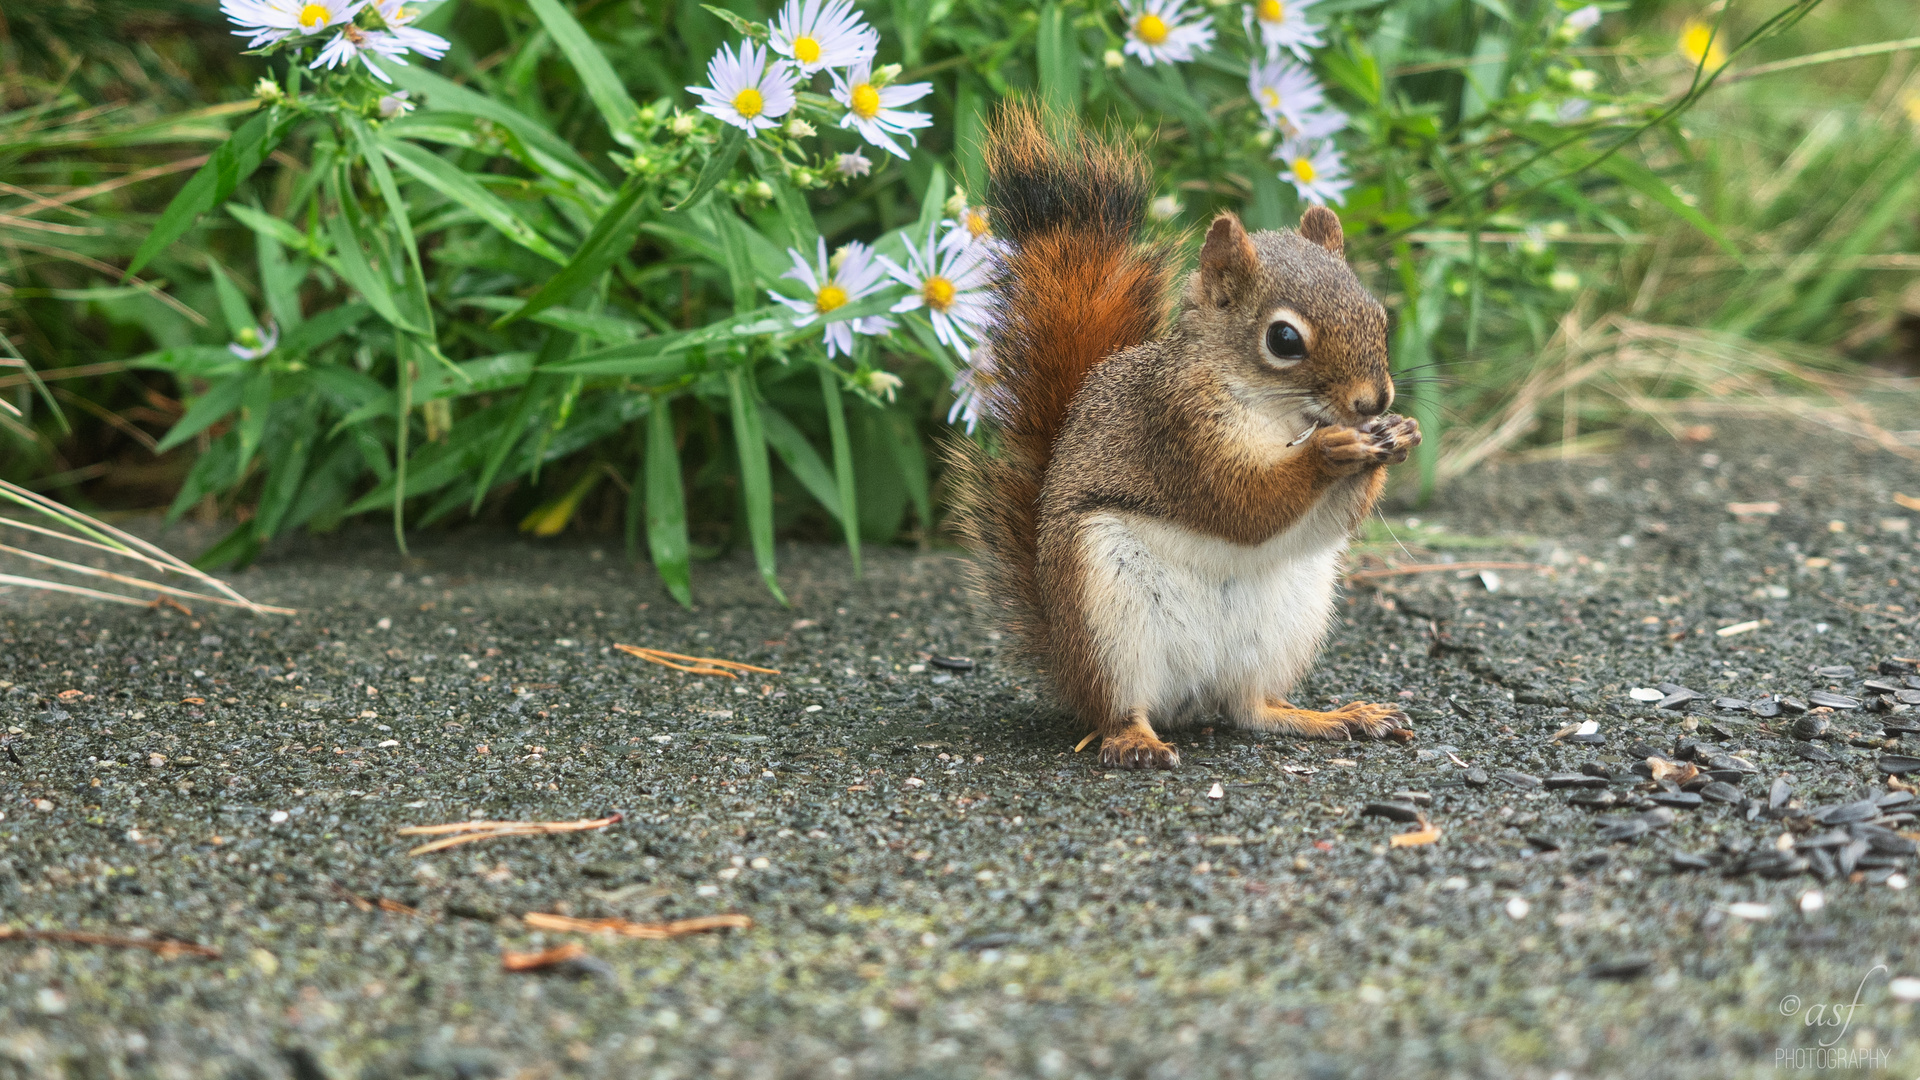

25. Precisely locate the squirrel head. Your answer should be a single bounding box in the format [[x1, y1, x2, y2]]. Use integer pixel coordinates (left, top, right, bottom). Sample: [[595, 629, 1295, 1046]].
[[1179, 207, 1392, 427]]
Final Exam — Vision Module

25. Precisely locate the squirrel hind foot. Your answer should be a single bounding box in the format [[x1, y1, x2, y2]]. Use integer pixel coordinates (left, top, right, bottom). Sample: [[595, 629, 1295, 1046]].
[[1098, 712, 1181, 770], [1241, 700, 1415, 742]]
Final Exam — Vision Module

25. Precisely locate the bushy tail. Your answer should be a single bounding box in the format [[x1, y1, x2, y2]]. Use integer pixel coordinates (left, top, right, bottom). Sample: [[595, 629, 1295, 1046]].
[[947, 105, 1175, 667]]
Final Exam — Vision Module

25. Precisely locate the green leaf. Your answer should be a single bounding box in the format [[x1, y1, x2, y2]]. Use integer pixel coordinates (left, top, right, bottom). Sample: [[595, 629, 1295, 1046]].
[[1037, 3, 1082, 124], [234, 367, 272, 471], [698, 4, 763, 40], [525, 0, 643, 148], [325, 169, 417, 333], [495, 174, 654, 329], [646, 397, 693, 607], [155, 374, 247, 454], [883, 409, 931, 539], [761, 404, 843, 526], [666, 123, 748, 213], [127, 106, 297, 277], [727, 369, 787, 605], [380, 138, 568, 263], [276, 302, 371, 358], [542, 294, 897, 376], [709, 203, 757, 313], [373, 62, 609, 201], [227, 203, 335, 268], [205, 260, 256, 339], [817, 364, 860, 575]]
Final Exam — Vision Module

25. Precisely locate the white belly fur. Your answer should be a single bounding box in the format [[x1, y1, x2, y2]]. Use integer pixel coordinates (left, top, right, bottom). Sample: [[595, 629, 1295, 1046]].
[[1076, 499, 1352, 723]]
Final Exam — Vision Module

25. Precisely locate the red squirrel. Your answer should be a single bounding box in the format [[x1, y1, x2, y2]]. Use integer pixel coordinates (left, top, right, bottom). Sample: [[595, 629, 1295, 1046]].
[[949, 108, 1421, 770]]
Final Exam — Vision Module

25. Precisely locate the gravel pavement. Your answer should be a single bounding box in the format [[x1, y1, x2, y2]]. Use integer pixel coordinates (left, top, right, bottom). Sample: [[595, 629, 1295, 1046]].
[[5, 427, 1920, 1079]]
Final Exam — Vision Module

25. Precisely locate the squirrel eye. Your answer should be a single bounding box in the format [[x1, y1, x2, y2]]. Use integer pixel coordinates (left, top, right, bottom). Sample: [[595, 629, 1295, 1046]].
[[1265, 320, 1307, 361]]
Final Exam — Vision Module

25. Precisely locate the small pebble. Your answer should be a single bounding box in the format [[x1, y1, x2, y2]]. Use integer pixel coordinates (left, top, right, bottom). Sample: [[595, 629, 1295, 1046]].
[[1629, 688, 1664, 703], [1799, 890, 1825, 913], [1463, 768, 1489, 787], [1727, 902, 1773, 921], [1670, 852, 1714, 872], [1504, 897, 1529, 919]]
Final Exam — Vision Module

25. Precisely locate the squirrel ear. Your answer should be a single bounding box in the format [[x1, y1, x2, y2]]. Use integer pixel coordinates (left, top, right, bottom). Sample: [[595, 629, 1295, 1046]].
[[1298, 205, 1345, 257], [1199, 213, 1259, 306]]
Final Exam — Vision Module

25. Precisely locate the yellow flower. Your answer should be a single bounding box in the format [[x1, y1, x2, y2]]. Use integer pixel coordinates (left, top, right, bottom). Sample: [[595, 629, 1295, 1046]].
[[1678, 20, 1727, 71]]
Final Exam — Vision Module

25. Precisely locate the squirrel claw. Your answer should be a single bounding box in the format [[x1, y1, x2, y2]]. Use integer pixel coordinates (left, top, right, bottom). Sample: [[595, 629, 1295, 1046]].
[[1318, 414, 1421, 469], [1099, 725, 1180, 770]]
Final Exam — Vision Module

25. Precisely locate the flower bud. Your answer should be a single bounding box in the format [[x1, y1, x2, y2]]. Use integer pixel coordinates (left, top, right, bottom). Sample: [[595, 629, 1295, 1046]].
[[253, 78, 285, 104], [750, 180, 774, 200], [671, 113, 698, 136], [785, 117, 817, 138], [873, 63, 903, 87], [862, 370, 904, 402], [1549, 269, 1580, 292], [1567, 69, 1598, 93], [944, 190, 969, 218], [835, 152, 872, 179], [1103, 49, 1125, 69]]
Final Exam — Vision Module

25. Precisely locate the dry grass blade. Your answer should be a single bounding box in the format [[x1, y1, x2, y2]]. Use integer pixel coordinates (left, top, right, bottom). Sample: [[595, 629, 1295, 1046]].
[[614, 643, 781, 679], [1440, 314, 1920, 479], [397, 813, 622, 855], [521, 913, 753, 939], [502, 943, 590, 972], [1390, 814, 1443, 848], [1, 479, 291, 614], [0, 925, 220, 959]]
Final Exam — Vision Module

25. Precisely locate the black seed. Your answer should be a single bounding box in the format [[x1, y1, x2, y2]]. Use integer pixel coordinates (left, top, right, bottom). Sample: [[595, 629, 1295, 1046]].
[[1908, 675, 1920, 690], [1650, 791, 1703, 809], [1670, 852, 1715, 872], [1809, 691, 1861, 710], [1714, 697, 1751, 710], [953, 932, 1017, 951], [1362, 801, 1422, 823], [1750, 697, 1783, 719], [1876, 790, 1914, 809], [1583, 957, 1653, 981], [1898, 690, 1920, 706], [1815, 665, 1856, 679], [1579, 762, 1613, 779], [1769, 777, 1793, 810], [1525, 834, 1564, 851], [1573, 851, 1611, 869], [1626, 741, 1664, 760], [1565, 732, 1607, 745], [1815, 800, 1880, 824], [929, 656, 976, 672], [1883, 718, 1920, 733], [1598, 818, 1652, 842], [1389, 790, 1433, 805], [1877, 756, 1920, 775], [1794, 743, 1837, 763], [1464, 768, 1489, 787], [1808, 847, 1838, 880], [1865, 679, 1905, 694], [1700, 782, 1745, 804], [1780, 697, 1811, 714], [1793, 716, 1832, 740], [1544, 774, 1608, 790], [1852, 822, 1918, 855], [1879, 659, 1919, 676], [1569, 791, 1617, 809], [1796, 829, 1852, 849], [1494, 770, 1542, 789], [1837, 839, 1870, 875]]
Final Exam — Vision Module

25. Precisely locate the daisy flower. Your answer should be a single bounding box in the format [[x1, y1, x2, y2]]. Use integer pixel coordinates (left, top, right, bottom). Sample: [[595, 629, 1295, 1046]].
[[769, 238, 896, 359], [366, 0, 449, 62], [769, 0, 879, 76], [947, 345, 999, 434], [937, 192, 998, 255], [830, 62, 934, 160], [1247, 56, 1325, 132], [1564, 4, 1601, 34], [1242, 0, 1323, 62], [222, 0, 361, 48], [227, 320, 279, 361], [880, 224, 996, 351], [689, 41, 799, 137], [1121, 0, 1215, 66], [1276, 105, 1347, 141], [1275, 137, 1351, 206]]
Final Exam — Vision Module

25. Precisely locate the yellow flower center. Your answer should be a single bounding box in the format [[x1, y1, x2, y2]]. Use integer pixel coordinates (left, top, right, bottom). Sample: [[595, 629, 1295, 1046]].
[[1291, 156, 1316, 183], [733, 87, 765, 119], [1258, 0, 1284, 23], [815, 283, 849, 313], [966, 209, 990, 238], [793, 36, 822, 64], [1134, 13, 1170, 45], [922, 276, 957, 311], [850, 83, 881, 120], [298, 3, 332, 29], [1678, 21, 1725, 67], [1259, 87, 1281, 109]]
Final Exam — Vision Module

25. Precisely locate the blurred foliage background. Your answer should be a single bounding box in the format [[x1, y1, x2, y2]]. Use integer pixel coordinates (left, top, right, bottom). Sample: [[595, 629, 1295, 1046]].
[[2, 0, 1916, 604]]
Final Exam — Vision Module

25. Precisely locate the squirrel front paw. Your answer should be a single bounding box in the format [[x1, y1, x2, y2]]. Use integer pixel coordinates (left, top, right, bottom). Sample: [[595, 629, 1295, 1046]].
[[1316, 414, 1422, 471]]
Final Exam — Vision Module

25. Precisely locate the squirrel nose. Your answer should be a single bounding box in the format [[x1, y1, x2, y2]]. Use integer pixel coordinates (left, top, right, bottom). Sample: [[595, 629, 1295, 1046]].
[[1352, 391, 1389, 417]]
